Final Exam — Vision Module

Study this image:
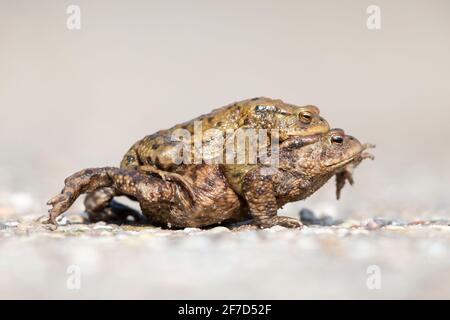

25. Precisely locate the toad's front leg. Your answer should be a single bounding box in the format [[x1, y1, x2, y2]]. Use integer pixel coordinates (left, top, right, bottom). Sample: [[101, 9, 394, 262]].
[[46, 167, 183, 224], [335, 143, 376, 199], [242, 167, 302, 229]]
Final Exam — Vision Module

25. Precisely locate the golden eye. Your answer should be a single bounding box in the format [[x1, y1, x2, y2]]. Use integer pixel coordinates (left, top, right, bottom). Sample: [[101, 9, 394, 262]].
[[331, 135, 344, 144], [299, 112, 313, 124]]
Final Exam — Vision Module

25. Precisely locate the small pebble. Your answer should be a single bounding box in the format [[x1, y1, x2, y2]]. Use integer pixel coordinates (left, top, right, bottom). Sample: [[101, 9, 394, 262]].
[[207, 226, 230, 234], [365, 218, 393, 230], [182, 227, 202, 234], [57, 216, 68, 226], [65, 214, 88, 224], [265, 225, 287, 233], [408, 220, 429, 226], [384, 225, 406, 231], [391, 219, 407, 226], [365, 220, 378, 230], [337, 220, 361, 228], [373, 218, 392, 227], [41, 224, 57, 231]]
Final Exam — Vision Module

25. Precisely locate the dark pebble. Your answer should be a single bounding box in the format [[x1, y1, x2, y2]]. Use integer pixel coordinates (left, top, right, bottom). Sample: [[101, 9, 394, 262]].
[[373, 218, 393, 227], [299, 208, 316, 222], [299, 208, 338, 226]]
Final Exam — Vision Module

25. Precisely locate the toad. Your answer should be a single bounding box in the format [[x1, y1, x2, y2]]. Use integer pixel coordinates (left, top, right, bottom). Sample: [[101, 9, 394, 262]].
[[47, 129, 374, 228]]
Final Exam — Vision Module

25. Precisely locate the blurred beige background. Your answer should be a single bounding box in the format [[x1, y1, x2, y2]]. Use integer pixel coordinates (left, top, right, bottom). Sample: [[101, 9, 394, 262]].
[[1, 0, 449, 219]]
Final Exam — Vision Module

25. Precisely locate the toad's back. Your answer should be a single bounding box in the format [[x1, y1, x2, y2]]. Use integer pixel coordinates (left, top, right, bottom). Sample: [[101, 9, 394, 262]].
[[120, 97, 322, 171]]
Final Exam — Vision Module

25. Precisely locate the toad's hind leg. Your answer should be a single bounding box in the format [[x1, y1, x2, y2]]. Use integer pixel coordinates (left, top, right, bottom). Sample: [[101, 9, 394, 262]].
[[47, 167, 182, 224], [84, 188, 145, 223]]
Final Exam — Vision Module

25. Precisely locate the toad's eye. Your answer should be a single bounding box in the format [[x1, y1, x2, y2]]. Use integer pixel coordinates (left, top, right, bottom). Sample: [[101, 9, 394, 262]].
[[331, 135, 344, 144], [299, 112, 312, 124]]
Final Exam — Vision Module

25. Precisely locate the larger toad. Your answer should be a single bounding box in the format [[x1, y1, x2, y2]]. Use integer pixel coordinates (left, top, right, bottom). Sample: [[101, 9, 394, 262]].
[[120, 97, 329, 169], [119, 97, 329, 182]]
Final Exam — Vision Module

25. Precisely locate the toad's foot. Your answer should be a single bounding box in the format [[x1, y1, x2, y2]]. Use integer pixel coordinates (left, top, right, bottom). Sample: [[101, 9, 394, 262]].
[[138, 165, 195, 200], [46, 168, 116, 224], [335, 143, 375, 199], [253, 216, 303, 229], [336, 163, 355, 200]]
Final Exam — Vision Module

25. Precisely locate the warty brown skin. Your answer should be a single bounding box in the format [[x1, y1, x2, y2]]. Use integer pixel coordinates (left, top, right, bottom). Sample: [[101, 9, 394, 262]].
[[83, 97, 330, 211], [47, 129, 373, 229]]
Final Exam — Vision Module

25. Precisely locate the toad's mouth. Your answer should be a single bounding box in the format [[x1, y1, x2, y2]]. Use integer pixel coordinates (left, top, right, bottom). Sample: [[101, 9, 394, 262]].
[[325, 154, 360, 168], [325, 143, 376, 168]]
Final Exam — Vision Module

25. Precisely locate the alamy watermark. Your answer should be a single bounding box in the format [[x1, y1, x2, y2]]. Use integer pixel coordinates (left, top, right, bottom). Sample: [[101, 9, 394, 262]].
[[366, 265, 381, 290], [66, 265, 81, 290], [166, 122, 281, 167], [366, 5, 381, 30], [66, 5, 81, 30]]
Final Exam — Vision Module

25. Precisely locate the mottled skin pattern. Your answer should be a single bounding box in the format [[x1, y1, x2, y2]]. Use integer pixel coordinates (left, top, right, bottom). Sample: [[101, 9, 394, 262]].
[[82, 97, 330, 215], [120, 97, 329, 172], [47, 129, 374, 229]]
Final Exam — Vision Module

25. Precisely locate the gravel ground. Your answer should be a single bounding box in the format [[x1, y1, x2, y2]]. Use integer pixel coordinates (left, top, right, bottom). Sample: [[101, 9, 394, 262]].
[[1, 212, 449, 299]]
